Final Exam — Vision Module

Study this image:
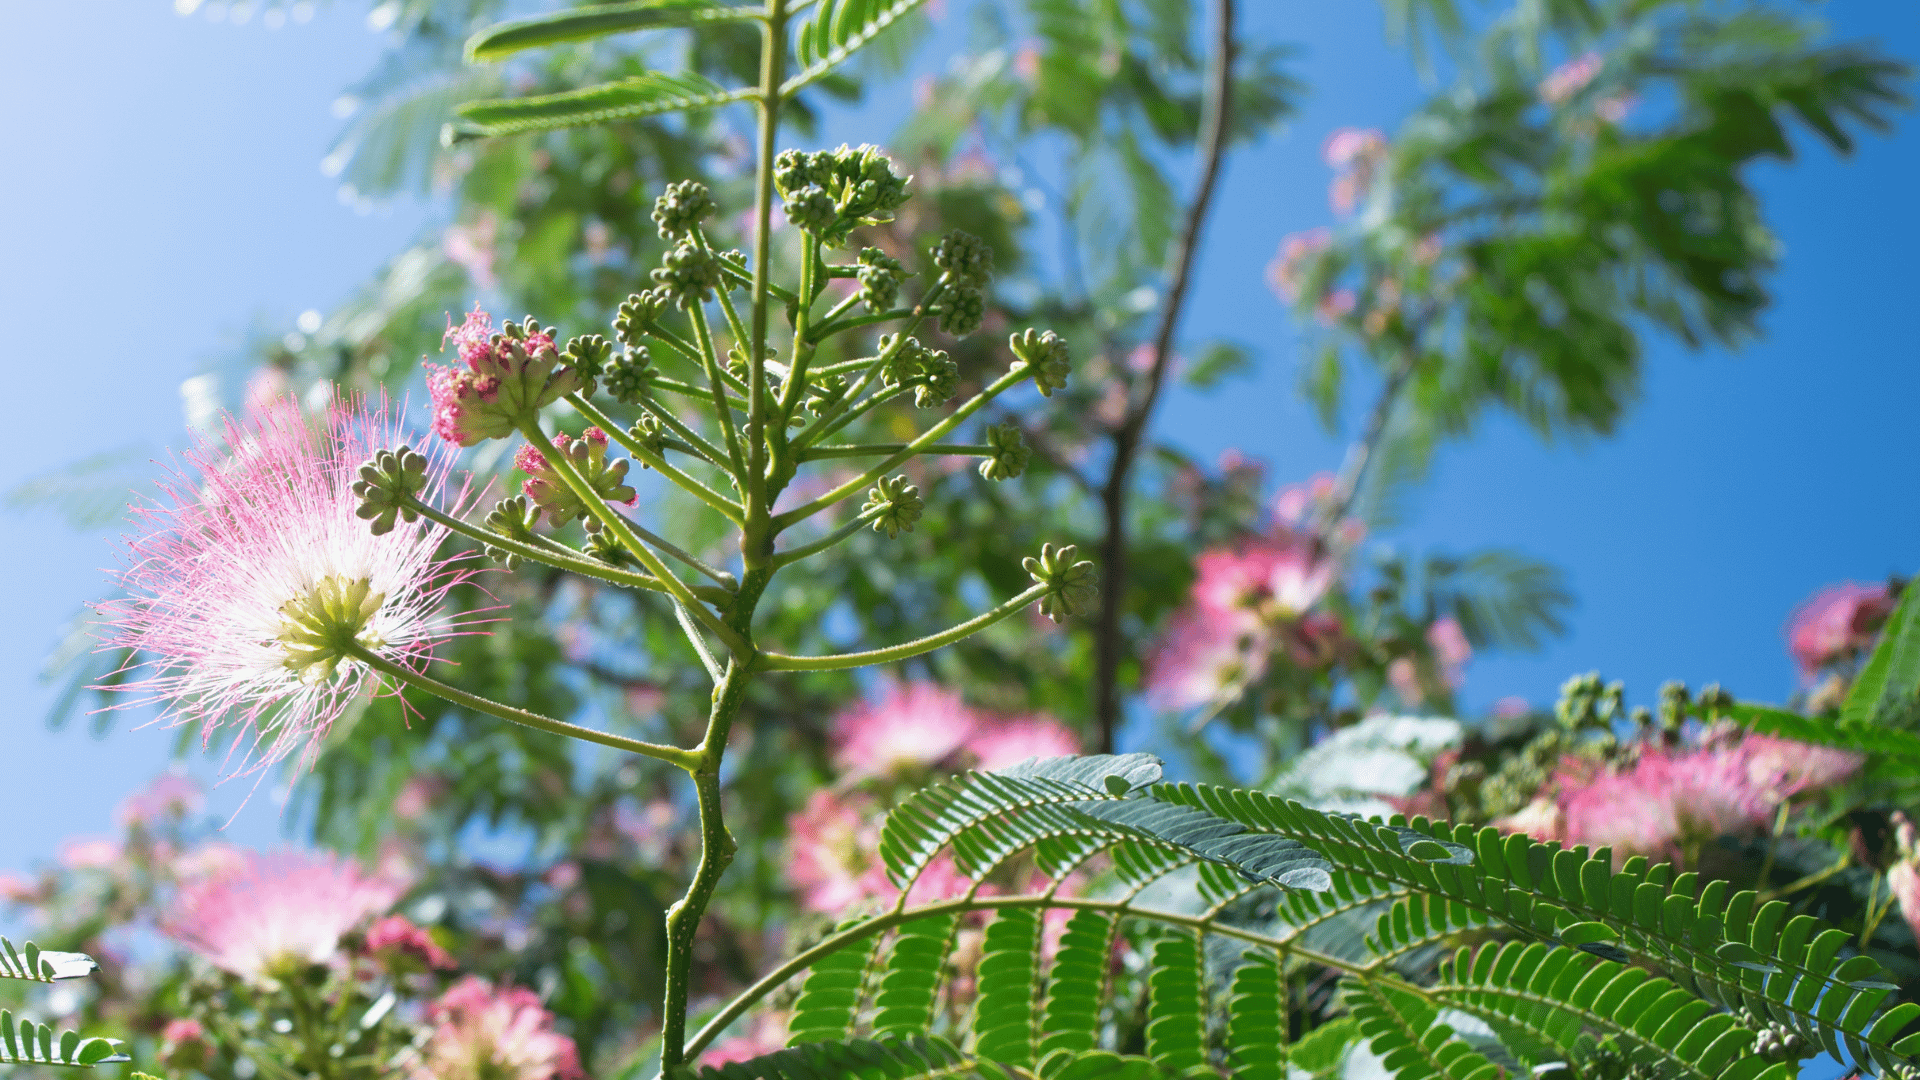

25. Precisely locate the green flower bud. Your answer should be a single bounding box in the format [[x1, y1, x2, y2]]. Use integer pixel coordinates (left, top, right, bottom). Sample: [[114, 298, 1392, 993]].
[[562, 333, 614, 381], [914, 352, 959, 408], [932, 230, 994, 288], [832, 143, 911, 226], [863, 475, 923, 539], [613, 289, 669, 348], [784, 185, 838, 236], [603, 346, 656, 405], [651, 180, 714, 241], [628, 414, 667, 462], [807, 373, 849, 416], [583, 528, 638, 568], [651, 241, 724, 310], [484, 494, 541, 567], [978, 422, 1029, 481], [856, 247, 907, 313], [939, 285, 986, 337], [774, 149, 833, 200], [1009, 328, 1070, 396], [1024, 542, 1097, 624], [518, 428, 636, 532], [350, 446, 429, 536]]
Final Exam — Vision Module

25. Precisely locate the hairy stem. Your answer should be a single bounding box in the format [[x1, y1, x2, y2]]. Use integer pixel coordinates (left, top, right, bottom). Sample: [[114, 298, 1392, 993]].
[[348, 643, 699, 769], [1091, 0, 1236, 752], [567, 393, 747, 534]]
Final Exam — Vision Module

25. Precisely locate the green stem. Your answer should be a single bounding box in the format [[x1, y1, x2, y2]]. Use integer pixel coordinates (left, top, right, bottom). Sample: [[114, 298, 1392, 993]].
[[806, 306, 916, 343], [774, 366, 1032, 530], [348, 643, 699, 769], [800, 442, 988, 461], [809, 384, 912, 445], [633, 393, 734, 470], [651, 376, 750, 414], [518, 421, 749, 654], [696, 226, 753, 346], [790, 283, 942, 448], [568, 393, 746, 532], [759, 582, 1048, 670], [401, 495, 692, 597], [715, 249, 797, 307], [770, 502, 889, 569], [689, 305, 748, 480]]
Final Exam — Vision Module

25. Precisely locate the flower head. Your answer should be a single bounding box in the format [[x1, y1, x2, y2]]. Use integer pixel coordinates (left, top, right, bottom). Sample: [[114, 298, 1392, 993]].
[[427, 309, 583, 446], [165, 848, 403, 982], [786, 789, 882, 913], [967, 715, 1080, 771], [1540, 51, 1603, 105], [1549, 739, 1799, 864], [1785, 582, 1895, 679], [365, 914, 456, 971], [416, 978, 582, 1080], [833, 681, 979, 779], [97, 397, 480, 776], [117, 775, 206, 828]]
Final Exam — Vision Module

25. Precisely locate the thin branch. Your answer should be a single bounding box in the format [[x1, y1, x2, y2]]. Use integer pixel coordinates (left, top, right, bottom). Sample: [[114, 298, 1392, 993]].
[[799, 442, 988, 461], [1091, 0, 1237, 752], [757, 582, 1049, 671]]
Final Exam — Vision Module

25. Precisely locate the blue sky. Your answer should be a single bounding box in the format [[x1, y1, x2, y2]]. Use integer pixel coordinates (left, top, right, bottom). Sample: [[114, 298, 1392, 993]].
[[0, 1, 1913, 876]]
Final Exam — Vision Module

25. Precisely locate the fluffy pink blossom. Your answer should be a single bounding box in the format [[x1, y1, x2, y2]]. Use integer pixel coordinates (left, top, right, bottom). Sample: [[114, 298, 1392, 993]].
[[1145, 608, 1266, 711], [0, 873, 38, 904], [1266, 228, 1331, 302], [365, 914, 456, 970], [1273, 472, 1337, 527], [165, 848, 404, 982], [1146, 535, 1339, 710], [968, 716, 1081, 771], [415, 978, 582, 1080], [1540, 51, 1603, 105], [1322, 128, 1387, 214], [832, 682, 980, 779], [394, 775, 449, 821], [787, 789, 881, 913], [1492, 797, 1565, 844], [1551, 741, 1805, 863], [171, 841, 250, 882], [161, 1019, 205, 1045], [1390, 618, 1473, 705], [1785, 582, 1895, 678], [97, 397, 480, 777], [1741, 734, 1861, 798], [702, 1012, 789, 1068], [117, 775, 205, 828], [59, 838, 120, 871], [1889, 813, 1920, 944]]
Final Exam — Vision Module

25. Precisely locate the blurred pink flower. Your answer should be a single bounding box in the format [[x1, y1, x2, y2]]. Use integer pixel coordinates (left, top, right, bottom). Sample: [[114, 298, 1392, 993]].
[[1012, 43, 1042, 83], [701, 1012, 789, 1068], [118, 775, 206, 828], [365, 914, 456, 970], [1266, 228, 1331, 302], [1889, 813, 1920, 943], [165, 848, 403, 982], [1146, 535, 1338, 711], [1491, 696, 1531, 719], [394, 775, 449, 821], [0, 872, 39, 904], [1322, 128, 1387, 214], [443, 211, 499, 289], [97, 396, 478, 776], [968, 716, 1081, 771], [1316, 289, 1356, 324], [1492, 797, 1565, 844], [833, 682, 980, 778], [1551, 740, 1807, 863], [1428, 617, 1472, 676], [1741, 734, 1861, 798], [59, 838, 120, 871], [898, 851, 983, 906], [161, 1019, 205, 1045], [1273, 472, 1337, 527], [1786, 582, 1895, 678], [171, 841, 250, 882], [1595, 95, 1636, 124], [1145, 609, 1266, 711], [787, 789, 882, 914], [416, 977, 582, 1080], [1540, 51, 1603, 105]]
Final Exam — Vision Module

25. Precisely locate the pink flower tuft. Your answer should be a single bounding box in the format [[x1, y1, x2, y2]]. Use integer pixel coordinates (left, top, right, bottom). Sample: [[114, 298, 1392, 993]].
[[1322, 128, 1387, 214], [786, 789, 881, 914], [832, 681, 979, 779], [1145, 608, 1267, 711], [1266, 228, 1331, 302], [443, 212, 499, 290], [1273, 472, 1337, 527], [416, 977, 582, 1080], [59, 838, 120, 871], [701, 1013, 789, 1069], [365, 914, 456, 970], [117, 774, 205, 828], [161, 1019, 205, 1045], [165, 848, 404, 982], [426, 308, 578, 447], [1785, 582, 1895, 679], [0, 872, 38, 904], [96, 396, 482, 778], [968, 716, 1081, 771], [1540, 51, 1603, 105]]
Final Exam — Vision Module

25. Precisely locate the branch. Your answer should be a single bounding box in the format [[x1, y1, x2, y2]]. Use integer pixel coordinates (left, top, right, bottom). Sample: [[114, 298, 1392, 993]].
[[757, 582, 1048, 671], [770, 501, 890, 569], [1091, 0, 1236, 753], [798, 442, 988, 461], [348, 644, 699, 770], [1316, 342, 1420, 531], [569, 393, 745, 525]]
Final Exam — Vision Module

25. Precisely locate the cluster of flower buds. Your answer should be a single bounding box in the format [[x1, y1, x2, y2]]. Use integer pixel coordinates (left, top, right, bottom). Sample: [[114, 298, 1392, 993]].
[[864, 475, 924, 539], [1555, 671, 1625, 729], [878, 334, 959, 408], [855, 247, 907, 313], [773, 144, 912, 246], [652, 180, 715, 241], [483, 495, 541, 567], [1008, 328, 1071, 397], [978, 422, 1029, 481], [652, 241, 724, 310], [514, 428, 636, 532], [351, 446, 430, 536], [1025, 543, 1098, 624], [931, 230, 993, 335], [428, 311, 586, 446]]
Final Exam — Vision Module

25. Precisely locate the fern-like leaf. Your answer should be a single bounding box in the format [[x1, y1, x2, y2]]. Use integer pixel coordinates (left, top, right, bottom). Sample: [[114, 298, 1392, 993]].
[[788, 929, 878, 1045], [1226, 951, 1286, 1080], [0, 939, 97, 983], [973, 910, 1041, 1067], [447, 72, 752, 141], [0, 1012, 127, 1069], [871, 914, 960, 1040], [1843, 581, 1920, 727], [785, 0, 933, 93], [1143, 932, 1206, 1074], [465, 0, 759, 62], [1343, 979, 1502, 1080], [1039, 911, 1115, 1057], [697, 1034, 982, 1080]]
